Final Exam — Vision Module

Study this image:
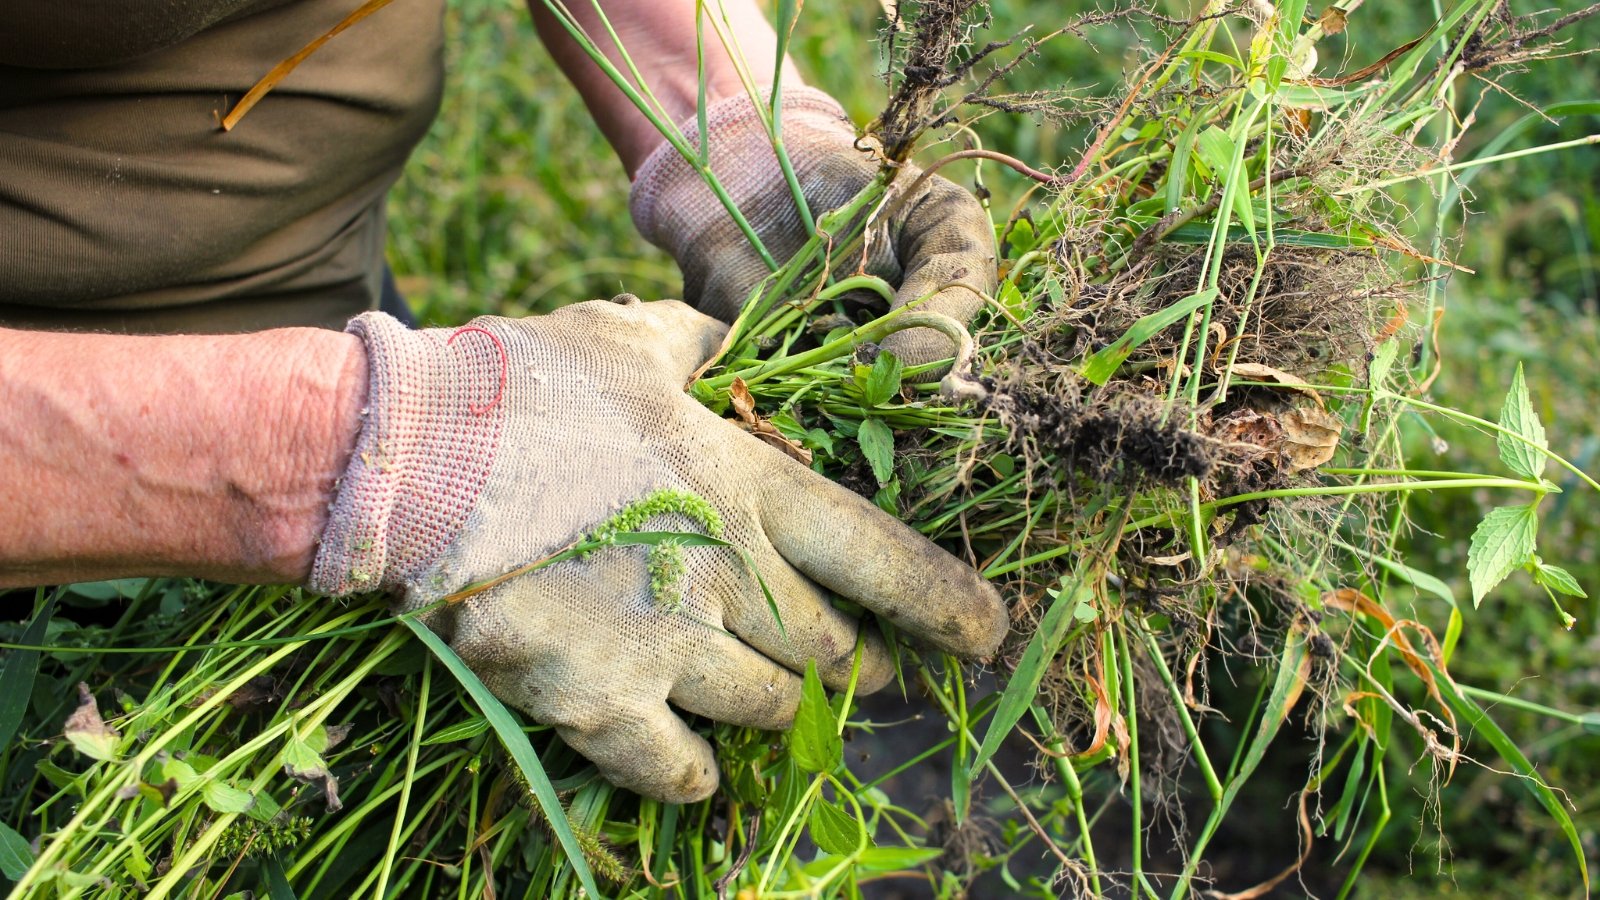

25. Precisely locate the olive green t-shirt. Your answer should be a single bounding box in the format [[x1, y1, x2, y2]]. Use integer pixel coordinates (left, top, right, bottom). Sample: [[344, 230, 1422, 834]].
[[0, 0, 445, 333]]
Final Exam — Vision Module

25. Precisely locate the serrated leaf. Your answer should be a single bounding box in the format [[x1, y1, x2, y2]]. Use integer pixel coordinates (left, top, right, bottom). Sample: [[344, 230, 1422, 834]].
[[1468, 504, 1539, 606], [1497, 363, 1548, 479], [202, 781, 255, 815], [161, 757, 198, 789], [123, 838, 152, 882], [421, 715, 490, 745], [862, 351, 904, 407], [856, 417, 895, 486], [247, 789, 283, 823], [809, 798, 868, 855], [789, 661, 841, 774], [0, 820, 34, 880], [1534, 562, 1587, 598], [279, 731, 341, 813]]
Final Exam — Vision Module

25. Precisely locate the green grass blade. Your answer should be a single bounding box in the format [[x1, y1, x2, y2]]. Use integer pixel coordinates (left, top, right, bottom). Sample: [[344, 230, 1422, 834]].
[[1445, 101, 1600, 208], [1164, 223, 1374, 248], [263, 854, 298, 900], [1081, 288, 1218, 385], [1432, 668, 1591, 891], [400, 618, 602, 898], [0, 590, 57, 754], [968, 570, 1090, 777]]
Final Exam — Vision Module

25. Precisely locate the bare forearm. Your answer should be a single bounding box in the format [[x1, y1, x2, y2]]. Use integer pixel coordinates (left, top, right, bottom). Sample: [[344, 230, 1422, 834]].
[[531, 0, 804, 175], [0, 327, 366, 586]]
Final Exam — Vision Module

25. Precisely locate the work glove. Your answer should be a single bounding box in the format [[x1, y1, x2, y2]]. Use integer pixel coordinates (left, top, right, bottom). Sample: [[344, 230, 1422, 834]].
[[310, 297, 1007, 802], [630, 86, 997, 370]]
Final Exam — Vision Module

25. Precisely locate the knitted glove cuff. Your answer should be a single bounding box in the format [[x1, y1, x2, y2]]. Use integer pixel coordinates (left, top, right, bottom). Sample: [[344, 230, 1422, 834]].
[[310, 312, 507, 595], [628, 87, 854, 256]]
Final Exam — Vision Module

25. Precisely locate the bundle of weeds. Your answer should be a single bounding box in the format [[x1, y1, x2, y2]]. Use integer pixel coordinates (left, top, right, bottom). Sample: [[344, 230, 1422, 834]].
[[5, 1, 1599, 897]]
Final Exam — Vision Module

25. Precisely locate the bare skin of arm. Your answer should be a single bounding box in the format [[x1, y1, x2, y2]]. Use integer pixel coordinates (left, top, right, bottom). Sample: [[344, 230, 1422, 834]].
[[0, 328, 366, 587], [532, 0, 803, 175], [0, 0, 789, 587]]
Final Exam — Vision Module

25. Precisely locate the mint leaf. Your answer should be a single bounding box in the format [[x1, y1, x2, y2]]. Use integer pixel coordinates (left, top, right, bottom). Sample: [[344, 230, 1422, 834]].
[[1534, 561, 1587, 598], [862, 351, 904, 408], [856, 418, 895, 486], [202, 781, 255, 815], [809, 797, 869, 855], [1468, 504, 1539, 606], [1497, 363, 1548, 479], [789, 661, 842, 774]]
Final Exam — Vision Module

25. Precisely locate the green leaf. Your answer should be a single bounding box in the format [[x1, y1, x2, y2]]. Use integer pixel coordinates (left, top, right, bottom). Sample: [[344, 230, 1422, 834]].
[[856, 846, 942, 872], [789, 660, 842, 774], [809, 797, 868, 855], [1080, 289, 1219, 385], [872, 478, 901, 517], [0, 592, 56, 756], [263, 854, 298, 900], [1431, 668, 1589, 891], [1219, 631, 1310, 813], [0, 820, 34, 881], [63, 683, 119, 762], [1534, 561, 1587, 598], [202, 781, 255, 815], [861, 351, 904, 408], [421, 716, 490, 745], [856, 417, 896, 486], [123, 838, 153, 882], [1497, 363, 1548, 479], [970, 571, 1090, 776], [1367, 338, 1400, 389], [247, 789, 283, 823], [1164, 223, 1372, 248], [402, 617, 601, 899], [1193, 125, 1235, 180], [1468, 504, 1539, 606], [278, 737, 325, 782]]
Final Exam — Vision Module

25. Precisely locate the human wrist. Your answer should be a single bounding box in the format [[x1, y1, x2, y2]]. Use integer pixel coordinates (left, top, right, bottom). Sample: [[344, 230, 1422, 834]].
[[258, 329, 368, 583]]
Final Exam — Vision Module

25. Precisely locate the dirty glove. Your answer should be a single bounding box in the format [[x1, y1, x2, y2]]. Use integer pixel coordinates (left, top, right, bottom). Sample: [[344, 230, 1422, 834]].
[[630, 86, 997, 370], [310, 297, 1006, 802]]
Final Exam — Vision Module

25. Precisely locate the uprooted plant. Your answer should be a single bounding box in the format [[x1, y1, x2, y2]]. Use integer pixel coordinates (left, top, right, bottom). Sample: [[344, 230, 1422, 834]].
[[4, 1, 1598, 897]]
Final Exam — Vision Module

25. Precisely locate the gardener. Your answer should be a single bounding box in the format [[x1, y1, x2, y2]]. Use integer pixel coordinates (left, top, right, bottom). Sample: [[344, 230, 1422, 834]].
[[0, 0, 1003, 802]]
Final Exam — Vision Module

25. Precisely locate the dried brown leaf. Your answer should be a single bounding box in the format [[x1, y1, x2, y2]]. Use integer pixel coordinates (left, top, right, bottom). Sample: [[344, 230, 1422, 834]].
[[729, 378, 758, 425], [1229, 363, 1325, 407], [1280, 406, 1342, 471], [64, 682, 120, 761]]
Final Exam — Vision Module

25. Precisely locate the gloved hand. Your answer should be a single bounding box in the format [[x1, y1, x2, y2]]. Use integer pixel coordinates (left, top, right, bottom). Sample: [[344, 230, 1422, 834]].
[[630, 86, 997, 370], [311, 297, 1006, 802]]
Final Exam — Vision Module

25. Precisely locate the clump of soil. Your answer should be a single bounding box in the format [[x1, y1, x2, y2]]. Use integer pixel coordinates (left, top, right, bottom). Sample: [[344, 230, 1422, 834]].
[[981, 377, 1215, 488]]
